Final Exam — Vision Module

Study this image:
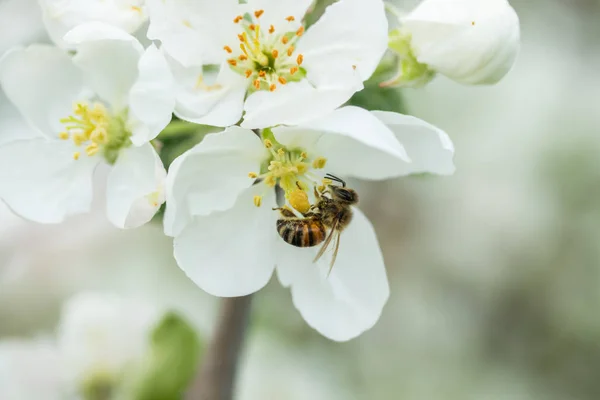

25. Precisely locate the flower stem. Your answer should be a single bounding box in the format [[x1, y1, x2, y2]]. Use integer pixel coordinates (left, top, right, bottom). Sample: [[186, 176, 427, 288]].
[[186, 295, 253, 400]]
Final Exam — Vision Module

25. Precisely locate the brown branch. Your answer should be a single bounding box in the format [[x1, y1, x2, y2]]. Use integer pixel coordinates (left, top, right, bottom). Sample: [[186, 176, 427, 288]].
[[186, 295, 253, 400]]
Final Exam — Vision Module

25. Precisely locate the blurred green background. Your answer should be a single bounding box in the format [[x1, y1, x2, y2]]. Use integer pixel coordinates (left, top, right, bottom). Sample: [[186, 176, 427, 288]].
[[1, 0, 600, 398]]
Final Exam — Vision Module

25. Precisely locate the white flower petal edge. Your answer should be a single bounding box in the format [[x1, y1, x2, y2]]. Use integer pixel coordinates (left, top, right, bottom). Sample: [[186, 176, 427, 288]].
[[276, 208, 389, 341], [164, 126, 268, 237], [64, 22, 145, 110], [39, 0, 147, 49], [371, 111, 455, 175], [106, 144, 166, 229], [174, 187, 278, 297], [273, 106, 411, 180], [0, 138, 97, 223], [128, 44, 176, 145], [403, 0, 520, 85], [298, 0, 388, 83], [0, 45, 85, 138], [245, 0, 312, 32], [241, 80, 363, 129]]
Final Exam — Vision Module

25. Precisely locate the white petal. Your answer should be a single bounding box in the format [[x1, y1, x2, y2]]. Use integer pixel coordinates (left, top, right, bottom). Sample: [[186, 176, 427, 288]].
[[0, 138, 98, 223], [172, 60, 246, 127], [127, 44, 176, 145], [146, 0, 240, 66], [106, 144, 166, 229], [164, 126, 267, 237], [245, 0, 312, 31], [241, 80, 362, 129], [276, 208, 389, 341], [371, 111, 455, 175], [64, 22, 144, 109], [273, 106, 410, 181], [298, 0, 388, 82], [0, 45, 85, 137], [174, 187, 278, 297], [403, 0, 520, 85]]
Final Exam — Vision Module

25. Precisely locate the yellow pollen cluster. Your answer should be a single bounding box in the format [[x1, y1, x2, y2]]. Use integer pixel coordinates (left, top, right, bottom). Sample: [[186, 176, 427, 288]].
[[59, 102, 111, 160], [248, 139, 328, 211], [226, 9, 306, 92]]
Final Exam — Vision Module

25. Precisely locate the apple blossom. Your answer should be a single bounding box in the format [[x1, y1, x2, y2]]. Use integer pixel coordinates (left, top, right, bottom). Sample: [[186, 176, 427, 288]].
[[383, 0, 520, 87], [147, 0, 388, 128], [165, 106, 455, 341], [0, 23, 175, 228]]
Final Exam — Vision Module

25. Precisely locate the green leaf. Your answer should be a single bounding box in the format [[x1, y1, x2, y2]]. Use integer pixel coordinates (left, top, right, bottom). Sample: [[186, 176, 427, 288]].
[[130, 312, 203, 400]]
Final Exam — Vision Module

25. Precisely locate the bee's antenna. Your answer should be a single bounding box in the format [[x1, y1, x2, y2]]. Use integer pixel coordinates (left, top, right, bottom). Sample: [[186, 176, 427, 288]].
[[325, 173, 346, 187]]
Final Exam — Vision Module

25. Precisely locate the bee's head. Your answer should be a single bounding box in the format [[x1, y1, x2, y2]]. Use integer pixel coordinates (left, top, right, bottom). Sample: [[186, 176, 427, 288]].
[[329, 185, 358, 205]]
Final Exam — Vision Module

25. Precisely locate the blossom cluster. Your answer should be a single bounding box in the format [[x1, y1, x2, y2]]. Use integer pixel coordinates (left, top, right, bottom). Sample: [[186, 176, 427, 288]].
[[0, 0, 519, 340]]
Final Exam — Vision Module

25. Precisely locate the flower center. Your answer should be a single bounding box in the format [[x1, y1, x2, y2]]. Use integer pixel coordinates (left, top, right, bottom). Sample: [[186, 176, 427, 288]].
[[58, 101, 132, 164], [224, 9, 306, 92], [249, 132, 328, 213]]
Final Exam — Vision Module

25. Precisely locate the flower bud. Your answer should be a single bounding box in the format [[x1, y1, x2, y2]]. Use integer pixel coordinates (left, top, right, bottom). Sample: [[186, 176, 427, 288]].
[[385, 0, 520, 87]]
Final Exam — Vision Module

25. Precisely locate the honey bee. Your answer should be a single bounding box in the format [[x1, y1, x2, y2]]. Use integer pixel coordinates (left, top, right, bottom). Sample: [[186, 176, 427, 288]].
[[276, 174, 359, 274]]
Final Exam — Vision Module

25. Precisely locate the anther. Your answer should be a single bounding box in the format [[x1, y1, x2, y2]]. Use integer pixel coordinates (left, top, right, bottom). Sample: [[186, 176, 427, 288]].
[[296, 26, 304, 36], [239, 54, 248, 61], [248, 172, 258, 179], [278, 77, 287, 85], [249, 24, 256, 31], [253, 79, 261, 89], [85, 143, 99, 156], [258, 70, 266, 77], [73, 152, 80, 160], [234, 15, 243, 23], [253, 195, 263, 207], [290, 67, 298, 75], [58, 132, 69, 140], [238, 33, 246, 42], [265, 175, 276, 187], [245, 70, 253, 78], [282, 36, 289, 45], [277, 148, 285, 156], [264, 139, 273, 148], [312, 157, 327, 169], [296, 54, 304, 65], [228, 59, 237, 66], [224, 45, 233, 53], [286, 16, 295, 22], [254, 9, 264, 18], [272, 49, 279, 58], [287, 46, 294, 57], [269, 84, 277, 91], [300, 151, 308, 159], [269, 25, 275, 34]]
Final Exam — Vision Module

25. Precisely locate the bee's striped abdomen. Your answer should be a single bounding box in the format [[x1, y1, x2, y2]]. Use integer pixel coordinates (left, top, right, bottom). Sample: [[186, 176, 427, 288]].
[[277, 218, 326, 248]]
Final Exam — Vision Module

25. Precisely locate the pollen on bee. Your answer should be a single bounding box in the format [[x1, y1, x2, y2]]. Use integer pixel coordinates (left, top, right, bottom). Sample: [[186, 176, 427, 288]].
[[286, 16, 295, 22], [269, 84, 277, 91], [254, 9, 264, 18], [269, 25, 275, 34], [296, 26, 304, 36], [234, 15, 243, 23], [278, 76, 287, 85], [73, 152, 80, 160], [253, 195, 263, 207], [296, 54, 304, 65], [248, 172, 258, 179], [224, 45, 233, 53], [58, 132, 69, 140], [272, 49, 279, 58], [289, 189, 310, 214], [312, 157, 327, 169], [290, 66, 298, 75]]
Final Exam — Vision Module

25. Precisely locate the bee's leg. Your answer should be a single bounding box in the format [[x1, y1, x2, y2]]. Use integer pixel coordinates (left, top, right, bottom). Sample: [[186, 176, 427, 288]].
[[273, 207, 296, 218]]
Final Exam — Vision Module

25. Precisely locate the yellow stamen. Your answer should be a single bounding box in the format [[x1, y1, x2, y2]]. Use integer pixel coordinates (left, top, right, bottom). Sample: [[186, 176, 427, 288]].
[[271, 49, 279, 58], [245, 70, 253, 78], [300, 152, 308, 159], [282, 36, 289, 45], [254, 9, 264, 18], [73, 152, 80, 160], [258, 70, 266, 77], [296, 26, 304, 36], [228, 59, 237, 66], [58, 132, 69, 140], [264, 139, 273, 148], [248, 172, 258, 179], [278, 76, 287, 85], [265, 175, 277, 187], [287, 46, 294, 56], [224, 45, 233, 53], [290, 66, 298, 75], [269, 84, 277, 91], [253, 195, 263, 207], [85, 143, 99, 156], [269, 25, 275, 34], [182, 19, 192, 28], [296, 54, 304, 65], [239, 54, 248, 61], [234, 15, 243, 23], [286, 16, 295, 22], [312, 157, 327, 169], [253, 79, 261, 89]]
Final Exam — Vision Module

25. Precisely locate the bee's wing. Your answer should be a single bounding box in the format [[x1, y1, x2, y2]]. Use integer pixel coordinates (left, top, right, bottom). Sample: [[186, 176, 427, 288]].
[[313, 218, 339, 265]]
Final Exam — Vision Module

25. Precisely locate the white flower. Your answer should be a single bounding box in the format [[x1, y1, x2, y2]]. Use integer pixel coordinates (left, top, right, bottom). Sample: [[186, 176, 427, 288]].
[[165, 106, 454, 341], [384, 0, 520, 87], [0, 23, 175, 228], [56, 292, 160, 393], [146, 0, 388, 128], [38, 0, 148, 48]]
